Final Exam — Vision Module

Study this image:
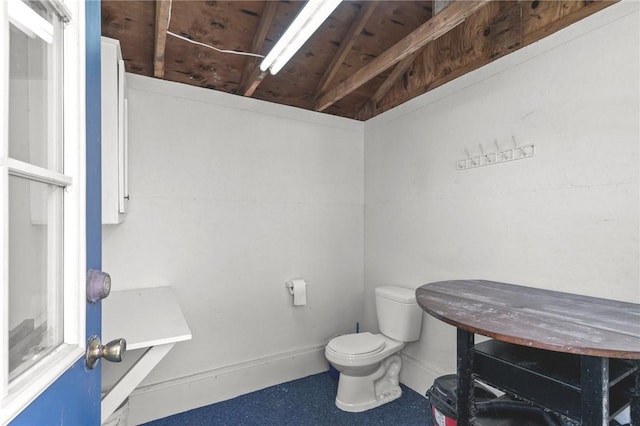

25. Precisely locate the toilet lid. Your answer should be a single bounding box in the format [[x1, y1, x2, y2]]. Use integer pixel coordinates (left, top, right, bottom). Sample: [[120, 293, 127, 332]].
[[328, 332, 385, 356]]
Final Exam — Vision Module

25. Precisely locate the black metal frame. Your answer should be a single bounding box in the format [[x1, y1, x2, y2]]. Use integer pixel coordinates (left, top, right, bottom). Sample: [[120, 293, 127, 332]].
[[455, 329, 640, 426]]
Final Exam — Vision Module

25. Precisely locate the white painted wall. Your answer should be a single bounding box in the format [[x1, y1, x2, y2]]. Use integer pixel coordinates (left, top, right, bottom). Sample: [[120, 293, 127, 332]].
[[102, 76, 364, 422], [364, 2, 640, 393]]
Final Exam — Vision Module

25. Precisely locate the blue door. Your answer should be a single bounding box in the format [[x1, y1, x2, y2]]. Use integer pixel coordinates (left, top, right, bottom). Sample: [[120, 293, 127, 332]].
[[9, 2, 103, 424]]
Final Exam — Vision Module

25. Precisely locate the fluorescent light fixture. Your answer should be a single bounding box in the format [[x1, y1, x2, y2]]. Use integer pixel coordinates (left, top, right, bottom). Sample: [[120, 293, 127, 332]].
[[260, 0, 342, 75]]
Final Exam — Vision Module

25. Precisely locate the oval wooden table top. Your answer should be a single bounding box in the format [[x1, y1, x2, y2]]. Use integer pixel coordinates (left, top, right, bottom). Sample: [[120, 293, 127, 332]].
[[416, 280, 640, 359]]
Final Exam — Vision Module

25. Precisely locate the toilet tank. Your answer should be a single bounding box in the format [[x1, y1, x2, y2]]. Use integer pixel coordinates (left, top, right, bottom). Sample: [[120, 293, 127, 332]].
[[375, 286, 423, 342]]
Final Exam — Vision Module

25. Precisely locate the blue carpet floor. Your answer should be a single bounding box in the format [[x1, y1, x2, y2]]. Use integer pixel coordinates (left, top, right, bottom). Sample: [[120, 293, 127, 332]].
[[142, 372, 434, 425]]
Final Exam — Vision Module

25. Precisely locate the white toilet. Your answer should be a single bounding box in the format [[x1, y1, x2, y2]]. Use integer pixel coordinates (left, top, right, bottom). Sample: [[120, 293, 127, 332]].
[[325, 286, 423, 412]]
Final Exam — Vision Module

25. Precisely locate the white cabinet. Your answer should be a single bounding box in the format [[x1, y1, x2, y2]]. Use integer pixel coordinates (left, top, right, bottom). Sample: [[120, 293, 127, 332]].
[[101, 37, 128, 224]]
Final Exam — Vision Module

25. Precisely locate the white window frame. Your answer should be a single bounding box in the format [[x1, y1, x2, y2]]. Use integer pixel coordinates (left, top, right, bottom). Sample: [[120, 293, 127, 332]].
[[0, 0, 86, 423]]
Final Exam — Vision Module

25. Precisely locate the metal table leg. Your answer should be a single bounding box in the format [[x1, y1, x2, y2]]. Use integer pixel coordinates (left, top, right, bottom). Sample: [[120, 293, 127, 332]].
[[580, 355, 609, 426], [631, 360, 640, 426], [457, 328, 475, 426]]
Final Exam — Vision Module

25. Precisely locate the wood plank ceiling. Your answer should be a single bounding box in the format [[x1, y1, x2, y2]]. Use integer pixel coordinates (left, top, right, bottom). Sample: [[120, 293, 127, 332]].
[[102, 0, 616, 121]]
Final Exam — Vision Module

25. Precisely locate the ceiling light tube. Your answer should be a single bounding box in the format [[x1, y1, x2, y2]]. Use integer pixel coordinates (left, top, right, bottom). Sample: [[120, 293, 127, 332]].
[[260, 0, 342, 75]]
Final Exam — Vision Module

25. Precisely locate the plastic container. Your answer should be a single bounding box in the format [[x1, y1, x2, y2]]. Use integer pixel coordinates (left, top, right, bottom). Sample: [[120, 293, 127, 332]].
[[426, 374, 563, 426], [427, 374, 496, 426]]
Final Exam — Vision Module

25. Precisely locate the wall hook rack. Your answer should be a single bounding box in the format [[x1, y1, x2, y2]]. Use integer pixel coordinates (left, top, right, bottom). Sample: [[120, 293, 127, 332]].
[[457, 137, 535, 171]]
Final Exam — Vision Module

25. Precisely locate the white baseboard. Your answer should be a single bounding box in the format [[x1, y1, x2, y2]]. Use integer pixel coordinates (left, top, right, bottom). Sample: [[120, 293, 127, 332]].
[[399, 352, 448, 396], [127, 346, 443, 425], [127, 345, 329, 425]]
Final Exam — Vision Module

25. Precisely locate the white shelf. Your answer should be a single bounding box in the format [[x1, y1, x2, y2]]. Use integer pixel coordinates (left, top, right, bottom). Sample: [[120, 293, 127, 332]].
[[101, 286, 192, 423], [103, 286, 192, 349]]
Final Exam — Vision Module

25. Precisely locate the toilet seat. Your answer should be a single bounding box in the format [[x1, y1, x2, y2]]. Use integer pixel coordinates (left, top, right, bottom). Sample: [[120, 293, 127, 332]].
[[327, 332, 385, 356]]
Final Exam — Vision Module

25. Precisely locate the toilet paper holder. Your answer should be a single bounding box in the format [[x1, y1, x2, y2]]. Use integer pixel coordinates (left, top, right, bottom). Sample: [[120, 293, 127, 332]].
[[285, 279, 299, 294], [285, 278, 308, 306]]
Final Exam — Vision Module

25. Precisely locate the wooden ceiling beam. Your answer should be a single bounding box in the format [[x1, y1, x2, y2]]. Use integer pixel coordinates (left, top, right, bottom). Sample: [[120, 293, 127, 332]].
[[239, 1, 278, 96], [242, 68, 268, 98], [522, 0, 617, 46], [371, 51, 420, 104], [314, 0, 490, 112], [355, 51, 419, 120], [313, 2, 377, 99], [153, 0, 171, 79], [362, 0, 617, 120], [357, 0, 446, 119]]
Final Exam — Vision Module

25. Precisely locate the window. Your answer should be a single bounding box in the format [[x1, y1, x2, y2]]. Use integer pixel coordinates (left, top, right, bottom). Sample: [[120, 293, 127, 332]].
[[0, 0, 86, 422]]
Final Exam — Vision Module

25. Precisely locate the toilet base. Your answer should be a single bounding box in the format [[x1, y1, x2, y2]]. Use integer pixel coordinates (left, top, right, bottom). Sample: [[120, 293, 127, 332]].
[[334, 354, 403, 413]]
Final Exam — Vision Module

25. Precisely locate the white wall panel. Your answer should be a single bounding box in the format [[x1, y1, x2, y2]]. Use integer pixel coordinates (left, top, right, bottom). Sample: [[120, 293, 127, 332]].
[[102, 76, 364, 408], [365, 1, 640, 392]]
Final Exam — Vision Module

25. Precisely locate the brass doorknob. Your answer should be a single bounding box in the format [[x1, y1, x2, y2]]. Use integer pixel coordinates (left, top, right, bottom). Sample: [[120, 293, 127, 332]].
[[85, 335, 126, 369]]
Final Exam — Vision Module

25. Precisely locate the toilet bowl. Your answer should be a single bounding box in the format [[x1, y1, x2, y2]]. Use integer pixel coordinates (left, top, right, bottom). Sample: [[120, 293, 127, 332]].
[[325, 333, 405, 412], [325, 286, 423, 412]]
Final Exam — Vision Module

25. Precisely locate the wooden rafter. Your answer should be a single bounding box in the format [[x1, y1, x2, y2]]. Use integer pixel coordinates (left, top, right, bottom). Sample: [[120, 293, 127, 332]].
[[361, 0, 617, 120], [522, 0, 616, 46], [103, 0, 618, 121], [153, 0, 171, 79], [315, 0, 490, 112], [242, 67, 268, 98], [239, 1, 278, 96], [355, 51, 420, 120], [359, 50, 421, 117], [357, 0, 447, 117], [313, 1, 377, 99]]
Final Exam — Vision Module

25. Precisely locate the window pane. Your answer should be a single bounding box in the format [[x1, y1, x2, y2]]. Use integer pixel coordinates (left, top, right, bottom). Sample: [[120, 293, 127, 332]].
[[8, 15, 63, 172], [8, 175, 64, 381]]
